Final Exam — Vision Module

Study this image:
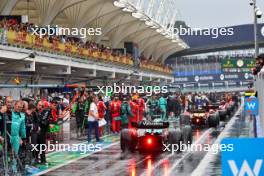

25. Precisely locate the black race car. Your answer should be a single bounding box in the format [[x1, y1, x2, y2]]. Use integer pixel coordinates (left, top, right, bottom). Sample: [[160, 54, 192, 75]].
[[120, 118, 192, 153], [183, 106, 220, 128]]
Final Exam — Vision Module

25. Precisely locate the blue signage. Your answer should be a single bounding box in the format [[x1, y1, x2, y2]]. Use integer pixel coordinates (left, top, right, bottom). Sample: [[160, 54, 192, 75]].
[[174, 73, 253, 83], [245, 97, 259, 116], [221, 138, 264, 176]]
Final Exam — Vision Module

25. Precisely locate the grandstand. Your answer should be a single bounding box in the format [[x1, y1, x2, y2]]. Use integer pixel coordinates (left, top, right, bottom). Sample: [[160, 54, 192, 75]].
[[0, 0, 190, 92]]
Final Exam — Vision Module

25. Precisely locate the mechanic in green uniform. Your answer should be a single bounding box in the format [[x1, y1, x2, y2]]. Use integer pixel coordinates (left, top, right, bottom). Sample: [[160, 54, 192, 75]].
[[120, 96, 133, 129], [159, 94, 167, 120], [0, 100, 26, 173], [10, 101, 26, 154], [147, 95, 159, 119]]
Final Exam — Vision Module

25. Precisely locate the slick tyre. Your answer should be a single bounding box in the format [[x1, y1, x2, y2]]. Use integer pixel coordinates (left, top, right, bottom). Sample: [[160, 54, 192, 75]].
[[120, 129, 137, 153], [208, 115, 218, 128], [168, 129, 182, 151], [219, 110, 227, 121], [182, 125, 192, 145]]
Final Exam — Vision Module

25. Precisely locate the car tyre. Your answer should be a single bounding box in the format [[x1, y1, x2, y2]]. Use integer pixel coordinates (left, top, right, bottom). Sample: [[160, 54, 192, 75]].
[[120, 129, 137, 153]]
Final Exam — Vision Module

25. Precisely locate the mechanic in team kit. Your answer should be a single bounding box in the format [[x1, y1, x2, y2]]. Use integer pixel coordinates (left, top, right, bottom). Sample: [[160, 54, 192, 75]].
[[110, 95, 122, 133], [120, 96, 133, 129]]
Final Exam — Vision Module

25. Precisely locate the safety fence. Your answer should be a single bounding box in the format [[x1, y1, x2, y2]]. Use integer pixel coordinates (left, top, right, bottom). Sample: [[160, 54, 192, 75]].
[[255, 68, 264, 137], [0, 28, 172, 74]]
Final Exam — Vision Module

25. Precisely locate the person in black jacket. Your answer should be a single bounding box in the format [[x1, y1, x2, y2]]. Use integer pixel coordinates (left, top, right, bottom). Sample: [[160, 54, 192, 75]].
[[30, 100, 43, 164], [36, 100, 51, 164], [74, 97, 85, 138]]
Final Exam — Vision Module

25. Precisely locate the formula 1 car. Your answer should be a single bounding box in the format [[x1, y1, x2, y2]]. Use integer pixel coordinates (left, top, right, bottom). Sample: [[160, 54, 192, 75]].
[[183, 106, 220, 128], [120, 117, 192, 153]]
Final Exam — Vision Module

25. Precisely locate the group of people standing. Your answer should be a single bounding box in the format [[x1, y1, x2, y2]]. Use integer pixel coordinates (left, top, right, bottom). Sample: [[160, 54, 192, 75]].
[[0, 90, 190, 174], [0, 96, 65, 174]]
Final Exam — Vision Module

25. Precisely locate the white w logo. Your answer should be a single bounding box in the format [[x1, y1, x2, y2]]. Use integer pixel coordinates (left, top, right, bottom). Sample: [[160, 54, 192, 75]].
[[247, 102, 256, 109], [228, 160, 263, 176]]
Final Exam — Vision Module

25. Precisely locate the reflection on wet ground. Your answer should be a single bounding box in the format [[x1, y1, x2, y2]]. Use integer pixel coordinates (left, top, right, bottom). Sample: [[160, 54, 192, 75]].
[[206, 111, 252, 176], [43, 108, 250, 176], [44, 127, 216, 176]]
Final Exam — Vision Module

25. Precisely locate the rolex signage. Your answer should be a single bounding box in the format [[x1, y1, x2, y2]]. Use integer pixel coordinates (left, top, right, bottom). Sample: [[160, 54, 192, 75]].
[[221, 58, 256, 70], [244, 59, 255, 68], [221, 58, 236, 68]]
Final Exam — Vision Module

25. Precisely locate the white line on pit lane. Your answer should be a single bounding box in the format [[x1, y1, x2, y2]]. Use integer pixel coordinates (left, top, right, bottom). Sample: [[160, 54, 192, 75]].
[[190, 106, 242, 176], [139, 127, 214, 176], [33, 141, 120, 176]]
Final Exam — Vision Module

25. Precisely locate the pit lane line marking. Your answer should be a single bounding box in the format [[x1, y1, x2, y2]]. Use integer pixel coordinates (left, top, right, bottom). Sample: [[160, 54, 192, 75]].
[[167, 128, 214, 174], [47, 134, 112, 157], [139, 128, 213, 176], [33, 141, 119, 176], [38, 135, 150, 176], [190, 106, 242, 176]]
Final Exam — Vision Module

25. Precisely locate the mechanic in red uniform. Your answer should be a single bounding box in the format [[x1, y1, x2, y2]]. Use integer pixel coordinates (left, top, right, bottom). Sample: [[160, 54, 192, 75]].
[[48, 100, 59, 142], [129, 95, 139, 128], [110, 95, 121, 133], [97, 95, 106, 136], [137, 94, 145, 122]]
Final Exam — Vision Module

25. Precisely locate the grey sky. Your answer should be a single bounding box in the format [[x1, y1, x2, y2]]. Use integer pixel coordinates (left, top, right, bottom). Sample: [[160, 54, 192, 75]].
[[176, 0, 264, 28]]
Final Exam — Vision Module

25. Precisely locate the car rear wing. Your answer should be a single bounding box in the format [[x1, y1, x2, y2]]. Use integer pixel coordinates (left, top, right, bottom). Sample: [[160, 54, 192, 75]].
[[190, 109, 206, 113], [205, 104, 220, 110], [131, 121, 169, 129]]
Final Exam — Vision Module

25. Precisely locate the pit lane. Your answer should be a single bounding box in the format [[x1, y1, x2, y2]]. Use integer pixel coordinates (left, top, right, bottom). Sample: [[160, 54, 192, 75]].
[[40, 128, 218, 176], [38, 108, 242, 176]]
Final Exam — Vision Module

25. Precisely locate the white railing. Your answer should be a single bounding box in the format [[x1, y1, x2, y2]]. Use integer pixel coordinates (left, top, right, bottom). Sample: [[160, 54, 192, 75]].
[[255, 68, 264, 137]]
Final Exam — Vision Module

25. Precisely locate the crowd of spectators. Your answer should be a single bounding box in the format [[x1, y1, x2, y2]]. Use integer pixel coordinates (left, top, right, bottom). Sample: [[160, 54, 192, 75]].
[[0, 19, 172, 74]]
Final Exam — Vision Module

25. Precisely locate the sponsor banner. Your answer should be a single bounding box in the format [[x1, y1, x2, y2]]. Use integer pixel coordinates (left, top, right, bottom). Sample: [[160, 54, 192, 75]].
[[174, 73, 253, 83], [195, 75, 215, 82], [174, 77, 190, 82], [173, 70, 221, 77], [222, 68, 252, 73], [213, 82, 225, 87], [221, 138, 264, 176], [182, 83, 197, 88], [245, 97, 259, 116], [198, 83, 210, 87], [227, 81, 239, 87], [173, 81, 247, 89], [239, 81, 252, 86], [221, 58, 255, 69]]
